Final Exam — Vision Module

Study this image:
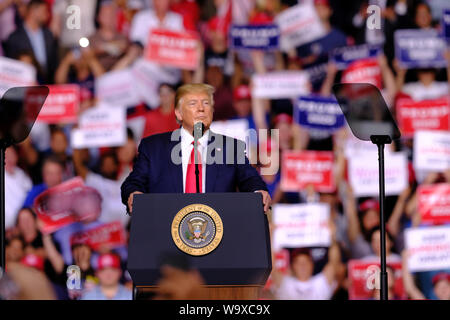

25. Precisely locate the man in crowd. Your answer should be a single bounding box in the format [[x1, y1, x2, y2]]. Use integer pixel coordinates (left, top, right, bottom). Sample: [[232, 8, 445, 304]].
[[3, 0, 59, 83]]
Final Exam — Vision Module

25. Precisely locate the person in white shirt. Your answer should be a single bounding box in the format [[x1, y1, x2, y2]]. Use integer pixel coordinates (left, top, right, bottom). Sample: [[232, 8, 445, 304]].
[[113, 0, 185, 76], [275, 243, 341, 300], [129, 0, 184, 47], [395, 54, 450, 101], [5, 146, 32, 231]]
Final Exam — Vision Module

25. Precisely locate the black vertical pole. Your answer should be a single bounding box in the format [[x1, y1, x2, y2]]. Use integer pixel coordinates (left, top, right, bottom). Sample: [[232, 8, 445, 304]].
[[0, 146, 5, 273], [377, 143, 388, 300]]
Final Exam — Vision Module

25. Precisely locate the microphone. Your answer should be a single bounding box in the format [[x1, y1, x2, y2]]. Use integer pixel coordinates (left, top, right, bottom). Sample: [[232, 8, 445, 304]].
[[193, 122, 204, 193], [193, 122, 204, 141]]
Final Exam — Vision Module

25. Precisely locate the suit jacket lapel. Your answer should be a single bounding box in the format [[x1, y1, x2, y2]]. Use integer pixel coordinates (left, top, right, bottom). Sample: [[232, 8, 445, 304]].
[[206, 131, 220, 192], [169, 128, 183, 193]]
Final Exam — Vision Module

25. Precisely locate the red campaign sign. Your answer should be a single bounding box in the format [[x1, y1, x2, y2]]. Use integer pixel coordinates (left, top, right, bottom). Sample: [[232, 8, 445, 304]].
[[145, 29, 200, 70], [418, 183, 450, 225], [70, 221, 126, 251], [341, 58, 382, 90], [263, 249, 290, 290], [281, 150, 335, 193], [36, 84, 80, 124], [348, 260, 406, 300], [33, 177, 102, 234], [397, 97, 450, 136]]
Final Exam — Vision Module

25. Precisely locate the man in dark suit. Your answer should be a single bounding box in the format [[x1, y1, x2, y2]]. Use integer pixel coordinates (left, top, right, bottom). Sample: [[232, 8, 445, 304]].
[[3, 0, 59, 84], [121, 83, 271, 214]]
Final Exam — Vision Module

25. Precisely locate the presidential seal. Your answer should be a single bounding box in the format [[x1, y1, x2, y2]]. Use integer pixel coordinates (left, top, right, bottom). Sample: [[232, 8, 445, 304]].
[[171, 204, 223, 256]]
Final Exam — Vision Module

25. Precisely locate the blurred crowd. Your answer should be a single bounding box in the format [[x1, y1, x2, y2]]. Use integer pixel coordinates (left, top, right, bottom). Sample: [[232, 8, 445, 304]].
[[0, 0, 449, 300]]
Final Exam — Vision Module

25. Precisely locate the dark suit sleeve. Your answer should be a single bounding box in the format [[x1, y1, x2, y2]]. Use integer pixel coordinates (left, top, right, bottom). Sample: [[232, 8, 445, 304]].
[[120, 139, 151, 207], [234, 139, 268, 192]]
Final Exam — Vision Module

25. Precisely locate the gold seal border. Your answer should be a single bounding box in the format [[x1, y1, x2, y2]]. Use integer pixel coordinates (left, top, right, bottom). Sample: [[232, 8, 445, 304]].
[[171, 204, 223, 256]]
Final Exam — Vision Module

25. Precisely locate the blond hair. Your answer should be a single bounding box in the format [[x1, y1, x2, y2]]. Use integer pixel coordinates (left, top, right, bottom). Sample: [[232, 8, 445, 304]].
[[175, 83, 215, 109], [174, 83, 215, 124]]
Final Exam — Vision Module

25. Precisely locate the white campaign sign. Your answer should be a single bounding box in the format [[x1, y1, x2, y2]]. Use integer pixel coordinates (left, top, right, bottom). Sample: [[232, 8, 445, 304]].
[[95, 69, 142, 108], [71, 104, 126, 149], [349, 152, 408, 197], [0, 56, 36, 97], [210, 119, 249, 145], [414, 130, 450, 172], [275, 3, 327, 51], [273, 203, 331, 251], [405, 226, 450, 272], [251, 71, 310, 99]]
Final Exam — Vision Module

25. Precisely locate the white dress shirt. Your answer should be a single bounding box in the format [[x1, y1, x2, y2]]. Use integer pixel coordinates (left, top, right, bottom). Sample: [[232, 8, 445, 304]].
[[180, 127, 209, 193]]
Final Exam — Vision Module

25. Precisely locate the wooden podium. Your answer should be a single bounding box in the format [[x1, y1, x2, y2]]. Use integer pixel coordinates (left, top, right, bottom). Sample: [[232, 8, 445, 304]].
[[128, 193, 272, 300], [135, 285, 262, 300]]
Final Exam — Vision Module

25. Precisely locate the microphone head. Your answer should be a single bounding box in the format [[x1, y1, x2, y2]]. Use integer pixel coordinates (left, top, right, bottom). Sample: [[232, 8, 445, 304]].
[[193, 122, 205, 139]]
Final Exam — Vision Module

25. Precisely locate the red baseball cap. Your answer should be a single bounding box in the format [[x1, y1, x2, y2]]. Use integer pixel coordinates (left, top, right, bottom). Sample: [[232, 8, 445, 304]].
[[21, 254, 45, 272], [359, 199, 380, 212], [207, 16, 229, 35], [432, 272, 450, 286], [314, 0, 330, 6], [97, 253, 121, 270], [274, 113, 293, 125], [233, 85, 251, 101]]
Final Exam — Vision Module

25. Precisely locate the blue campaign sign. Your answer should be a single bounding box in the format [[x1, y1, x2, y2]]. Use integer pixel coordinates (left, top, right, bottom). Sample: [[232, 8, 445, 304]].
[[294, 95, 344, 132], [330, 44, 381, 70], [230, 24, 280, 50], [443, 9, 450, 41], [394, 29, 447, 69]]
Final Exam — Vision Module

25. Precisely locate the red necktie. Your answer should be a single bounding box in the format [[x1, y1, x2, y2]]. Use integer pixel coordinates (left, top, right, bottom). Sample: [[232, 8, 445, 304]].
[[185, 141, 202, 193]]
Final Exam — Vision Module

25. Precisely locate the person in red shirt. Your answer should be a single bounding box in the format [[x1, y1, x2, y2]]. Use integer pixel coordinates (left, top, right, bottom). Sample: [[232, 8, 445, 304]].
[[143, 83, 180, 138]]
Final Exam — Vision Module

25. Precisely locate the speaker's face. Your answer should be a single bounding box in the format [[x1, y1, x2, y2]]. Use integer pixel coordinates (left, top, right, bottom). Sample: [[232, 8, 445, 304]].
[[175, 92, 214, 134]]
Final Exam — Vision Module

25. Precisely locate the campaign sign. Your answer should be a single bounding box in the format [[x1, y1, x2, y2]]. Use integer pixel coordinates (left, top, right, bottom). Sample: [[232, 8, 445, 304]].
[[442, 9, 450, 41], [263, 249, 290, 290], [95, 69, 142, 108], [281, 150, 335, 193], [273, 203, 331, 251], [33, 178, 102, 234], [251, 71, 310, 99], [348, 260, 405, 300], [36, 84, 80, 124], [274, 3, 327, 51], [230, 24, 279, 50], [0, 56, 36, 97], [394, 29, 447, 69], [341, 58, 382, 89], [145, 29, 200, 70], [295, 95, 344, 132], [70, 221, 127, 251], [71, 104, 126, 149], [210, 118, 249, 146], [397, 97, 450, 136], [330, 44, 381, 70], [413, 130, 450, 172], [418, 183, 450, 225], [405, 226, 450, 272], [348, 152, 408, 197]]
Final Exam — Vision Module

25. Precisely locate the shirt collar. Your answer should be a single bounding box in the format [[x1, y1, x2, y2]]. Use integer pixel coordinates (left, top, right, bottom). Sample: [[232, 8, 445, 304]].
[[181, 126, 210, 148]]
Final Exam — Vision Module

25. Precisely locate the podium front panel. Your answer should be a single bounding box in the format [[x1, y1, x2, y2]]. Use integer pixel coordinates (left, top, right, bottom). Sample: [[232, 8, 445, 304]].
[[128, 193, 272, 286]]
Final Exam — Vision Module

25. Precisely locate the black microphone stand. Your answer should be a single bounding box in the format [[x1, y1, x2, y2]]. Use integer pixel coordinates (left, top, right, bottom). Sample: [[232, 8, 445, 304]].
[[193, 123, 204, 193], [370, 135, 392, 300]]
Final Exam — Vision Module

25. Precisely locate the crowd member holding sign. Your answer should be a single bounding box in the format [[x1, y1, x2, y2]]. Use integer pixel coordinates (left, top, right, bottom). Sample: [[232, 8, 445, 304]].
[[274, 241, 342, 300]]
